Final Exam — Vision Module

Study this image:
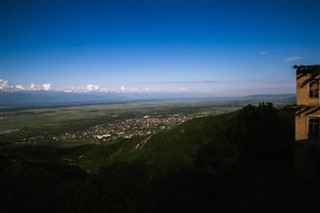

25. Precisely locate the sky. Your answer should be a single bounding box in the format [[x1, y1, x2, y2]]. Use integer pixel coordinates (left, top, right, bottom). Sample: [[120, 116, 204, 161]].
[[1, 0, 319, 96]]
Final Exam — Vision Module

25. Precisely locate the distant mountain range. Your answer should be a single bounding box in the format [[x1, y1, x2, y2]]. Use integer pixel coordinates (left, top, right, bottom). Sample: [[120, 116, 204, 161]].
[[0, 91, 296, 107]]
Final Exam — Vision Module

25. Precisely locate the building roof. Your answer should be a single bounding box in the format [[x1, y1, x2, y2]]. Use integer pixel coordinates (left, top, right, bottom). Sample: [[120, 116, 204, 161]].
[[293, 65, 320, 73]]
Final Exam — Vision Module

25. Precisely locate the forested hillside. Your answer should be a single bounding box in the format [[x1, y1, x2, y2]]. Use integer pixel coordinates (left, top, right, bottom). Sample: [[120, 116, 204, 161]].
[[1, 103, 319, 212]]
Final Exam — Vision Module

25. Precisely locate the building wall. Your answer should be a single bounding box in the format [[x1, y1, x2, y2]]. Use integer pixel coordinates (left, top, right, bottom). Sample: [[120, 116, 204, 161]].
[[296, 72, 320, 106], [294, 65, 320, 179], [295, 68, 320, 142], [295, 116, 308, 141]]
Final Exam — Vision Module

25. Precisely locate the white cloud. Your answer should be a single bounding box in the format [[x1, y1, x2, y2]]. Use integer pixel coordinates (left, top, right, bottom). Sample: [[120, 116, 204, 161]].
[[134, 80, 220, 85], [0, 79, 11, 90], [99, 87, 112, 92], [86, 84, 99, 91], [57, 84, 101, 93], [118, 86, 140, 93], [0, 79, 193, 94], [120, 85, 126, 92], [115, 85, 171, 93], [30, 83, 52, 91], [285, 56, 304, 62], [260, 51, 267, 55], [30, 83, 36, 90], [15, 85, 25, 90], [42, 83, 52, 91], [0, 79, 54, 92]]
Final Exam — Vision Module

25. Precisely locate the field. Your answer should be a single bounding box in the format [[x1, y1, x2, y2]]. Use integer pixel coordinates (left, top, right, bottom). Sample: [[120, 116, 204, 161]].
[[0, 100, 238, 130], [0, 97, 294, 130], [0, 98, 294, 172], [0, 99, 244, 172]]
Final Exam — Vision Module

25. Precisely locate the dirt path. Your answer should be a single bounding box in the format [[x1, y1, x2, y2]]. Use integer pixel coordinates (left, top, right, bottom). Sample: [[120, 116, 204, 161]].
[[133, 134, 153, 151]]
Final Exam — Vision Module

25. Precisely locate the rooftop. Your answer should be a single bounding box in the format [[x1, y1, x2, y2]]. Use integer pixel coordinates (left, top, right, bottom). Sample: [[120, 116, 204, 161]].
[[293, 65, 320, 73]]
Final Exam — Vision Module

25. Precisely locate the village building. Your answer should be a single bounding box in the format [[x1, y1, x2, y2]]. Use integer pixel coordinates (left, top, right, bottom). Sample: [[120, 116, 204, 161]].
[[294, 65, 320, 145]]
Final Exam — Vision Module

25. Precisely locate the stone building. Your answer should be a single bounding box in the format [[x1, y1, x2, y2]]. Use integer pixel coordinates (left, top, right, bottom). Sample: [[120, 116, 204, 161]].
[[294, 65, 320, 144]]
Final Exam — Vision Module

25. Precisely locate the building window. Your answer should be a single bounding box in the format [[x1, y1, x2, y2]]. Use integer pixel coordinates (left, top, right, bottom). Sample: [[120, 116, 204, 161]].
[[308, 118, 319, 138], [309, 79, 319, 98]]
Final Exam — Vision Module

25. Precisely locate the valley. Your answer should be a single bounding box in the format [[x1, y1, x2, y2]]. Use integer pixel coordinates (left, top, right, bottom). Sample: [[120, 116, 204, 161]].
[[2, 98, 319, 213], [0, 99, 244, 172]]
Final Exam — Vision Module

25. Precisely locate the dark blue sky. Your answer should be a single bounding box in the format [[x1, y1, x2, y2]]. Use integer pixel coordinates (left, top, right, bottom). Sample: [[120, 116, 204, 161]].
[[1, 0, 319, 95]]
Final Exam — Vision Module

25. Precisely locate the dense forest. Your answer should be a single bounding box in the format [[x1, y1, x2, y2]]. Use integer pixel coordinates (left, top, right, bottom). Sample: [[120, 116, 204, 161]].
[[1, 103, 320, 212]]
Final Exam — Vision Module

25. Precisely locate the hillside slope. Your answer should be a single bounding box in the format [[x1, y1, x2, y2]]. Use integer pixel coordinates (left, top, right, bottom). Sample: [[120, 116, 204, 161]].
[[3, 103, 319, 213], [104, 103, 294, 176]]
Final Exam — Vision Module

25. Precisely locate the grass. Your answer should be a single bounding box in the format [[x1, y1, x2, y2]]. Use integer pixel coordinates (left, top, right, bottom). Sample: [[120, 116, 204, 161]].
[[0, 100, 245, 130]]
